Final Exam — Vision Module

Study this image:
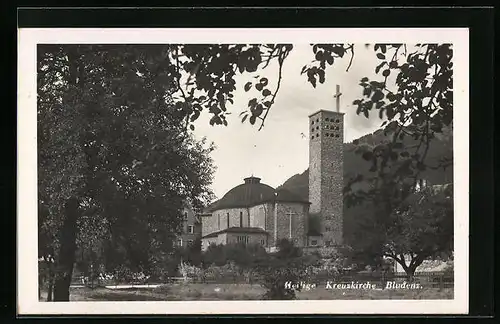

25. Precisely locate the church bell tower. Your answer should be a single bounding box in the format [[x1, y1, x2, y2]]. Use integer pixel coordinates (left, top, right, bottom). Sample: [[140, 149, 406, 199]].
[[308, 86, 344, 246]]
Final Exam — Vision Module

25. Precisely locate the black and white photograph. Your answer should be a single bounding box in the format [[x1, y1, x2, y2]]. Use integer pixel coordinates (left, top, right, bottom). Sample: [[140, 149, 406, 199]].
[[17, 27, 469, 315]]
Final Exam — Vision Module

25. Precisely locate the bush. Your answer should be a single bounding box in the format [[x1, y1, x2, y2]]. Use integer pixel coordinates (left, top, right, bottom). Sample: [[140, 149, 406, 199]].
[[256, 239, 318, 300], [258, 254, 320, 300], [178, 261, 203, 281], [202, 243, 268, 269]]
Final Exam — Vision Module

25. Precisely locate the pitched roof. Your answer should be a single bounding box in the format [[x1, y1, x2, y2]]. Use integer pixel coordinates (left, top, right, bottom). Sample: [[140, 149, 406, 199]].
[[206, 176, 310, 212], [201, 226, 269, 238]]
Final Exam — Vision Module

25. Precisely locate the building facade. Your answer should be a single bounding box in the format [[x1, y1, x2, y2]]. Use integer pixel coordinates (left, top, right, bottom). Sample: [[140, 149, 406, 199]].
[[176, 203, 202, 248], [200, 176, 310, 252], [309, 109, 344, 246], [197, 107, 345, 252]]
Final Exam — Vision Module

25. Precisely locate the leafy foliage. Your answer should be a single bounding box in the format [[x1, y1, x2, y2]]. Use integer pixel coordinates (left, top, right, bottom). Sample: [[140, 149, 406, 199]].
[[38, 44, 216, 299], [254, 239, 318, 300], [202, 243, 268, 269], [37, 42, 454, 298], [343, 44, 453, 275], [277, 44, 453, 274], [383, 183, 453, 276]]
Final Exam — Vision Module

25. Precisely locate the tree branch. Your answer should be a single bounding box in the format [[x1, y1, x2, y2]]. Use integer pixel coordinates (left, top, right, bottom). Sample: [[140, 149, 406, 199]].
[[346, 45, 355, 72], [174, 47, 190, 132], [258, 48, 286, 131]]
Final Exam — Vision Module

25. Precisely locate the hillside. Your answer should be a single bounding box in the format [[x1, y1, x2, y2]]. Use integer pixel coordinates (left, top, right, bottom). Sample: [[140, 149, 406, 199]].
[[278, 128, 453, 200], [277, 127, 453, 246]]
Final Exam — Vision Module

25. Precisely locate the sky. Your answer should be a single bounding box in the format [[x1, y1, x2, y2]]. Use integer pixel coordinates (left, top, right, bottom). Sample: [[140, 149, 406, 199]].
[[191, 44, 387, 200]]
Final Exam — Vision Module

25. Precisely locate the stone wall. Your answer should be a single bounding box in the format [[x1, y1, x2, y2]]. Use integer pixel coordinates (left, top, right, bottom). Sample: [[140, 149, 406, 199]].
[[203, 207, 264, 235], [267, 202, 308, 248], [226, 232, 268, 247], [308, 110, 344, 246], [249, 204, 268, 229], [202, 202, 307, 249], [264, 202, 275, 238], [201, 213, 218, 237]]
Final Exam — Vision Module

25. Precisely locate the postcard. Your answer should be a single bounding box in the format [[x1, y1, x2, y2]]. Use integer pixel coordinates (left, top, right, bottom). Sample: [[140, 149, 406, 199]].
[[17, 26, 469, 315]]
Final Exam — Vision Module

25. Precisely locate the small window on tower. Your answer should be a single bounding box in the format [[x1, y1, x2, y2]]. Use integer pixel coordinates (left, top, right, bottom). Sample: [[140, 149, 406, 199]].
[[311, 120, 314, 125], [335, 119, 340, 123], [311, 135, 314, 139], [325, 133, 329, 137], [316, 119, 319, 123], [325, 117, 330, 121], [336, 134, 340, 138], [311, 128, 314, 132], [316, 126, 319, 130]]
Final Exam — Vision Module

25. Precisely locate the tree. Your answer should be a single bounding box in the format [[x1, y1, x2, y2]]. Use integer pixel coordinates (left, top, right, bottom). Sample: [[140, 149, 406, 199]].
[[167, 43, 452, 203], [38, 43, 453, 299], [383, 183, 453, 278], [174, 43, 453, 279], [38, 45, 216, 300], [255, 239, 316, 300]]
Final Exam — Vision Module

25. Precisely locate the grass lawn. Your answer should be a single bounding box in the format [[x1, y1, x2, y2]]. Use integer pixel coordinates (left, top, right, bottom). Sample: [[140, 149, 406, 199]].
[[40, 283, 453, 301]]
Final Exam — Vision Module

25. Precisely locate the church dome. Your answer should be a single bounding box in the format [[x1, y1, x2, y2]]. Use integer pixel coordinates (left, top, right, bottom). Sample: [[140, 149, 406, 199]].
[[207, 176, 309, 212]]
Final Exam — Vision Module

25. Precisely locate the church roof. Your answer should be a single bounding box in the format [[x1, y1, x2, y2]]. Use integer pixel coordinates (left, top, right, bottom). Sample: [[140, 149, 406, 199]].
[[202, 226, 269, 238], [206, 176, 310, 212]]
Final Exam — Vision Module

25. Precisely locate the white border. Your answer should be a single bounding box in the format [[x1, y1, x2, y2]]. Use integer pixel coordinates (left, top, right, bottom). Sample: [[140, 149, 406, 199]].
[[17, 28, 469, 315]]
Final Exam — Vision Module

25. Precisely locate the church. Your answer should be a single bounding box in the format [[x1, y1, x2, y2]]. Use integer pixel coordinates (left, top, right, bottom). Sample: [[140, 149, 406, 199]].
[[199, 106, 345, 252]]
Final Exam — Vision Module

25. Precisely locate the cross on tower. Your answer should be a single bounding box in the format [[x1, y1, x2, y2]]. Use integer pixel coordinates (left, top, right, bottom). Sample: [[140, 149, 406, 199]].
[[333, 84, 342, 112], [286, 210, 296, 239]]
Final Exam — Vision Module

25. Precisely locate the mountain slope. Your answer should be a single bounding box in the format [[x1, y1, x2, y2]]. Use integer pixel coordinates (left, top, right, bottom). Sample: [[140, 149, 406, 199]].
[[278, 128, 453, 200], [277, 127, 453, 246]]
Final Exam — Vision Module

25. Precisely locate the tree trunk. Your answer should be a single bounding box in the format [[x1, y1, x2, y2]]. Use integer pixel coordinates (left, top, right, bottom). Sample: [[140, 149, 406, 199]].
[[53, 198, 80, 301], [405, 267, 416, 282], [38, 269, 43, 300], [46, 273, 54, 302]]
